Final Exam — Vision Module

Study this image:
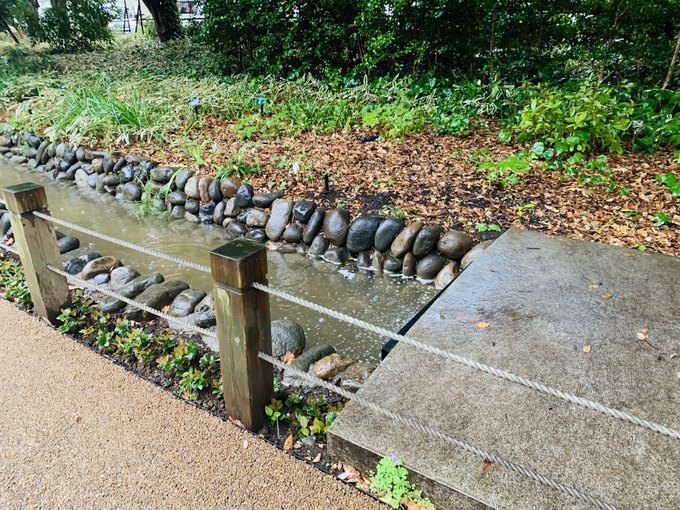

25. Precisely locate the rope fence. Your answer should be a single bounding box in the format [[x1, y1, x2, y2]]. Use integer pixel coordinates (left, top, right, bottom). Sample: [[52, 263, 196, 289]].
[[1, 182, 670, 509]]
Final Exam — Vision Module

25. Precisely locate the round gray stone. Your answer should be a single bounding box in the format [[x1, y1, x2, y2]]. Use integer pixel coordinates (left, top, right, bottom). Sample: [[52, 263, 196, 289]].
[[346, 214, 382, 253], [271, 319, 306, 357], [416, 253, 448, 280], [413, 225, 442, 258], [323, 208, 351, 246]]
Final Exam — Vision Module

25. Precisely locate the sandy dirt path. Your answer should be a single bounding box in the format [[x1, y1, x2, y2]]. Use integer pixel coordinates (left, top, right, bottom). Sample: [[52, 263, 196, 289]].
[[0, 299, 382, 510]]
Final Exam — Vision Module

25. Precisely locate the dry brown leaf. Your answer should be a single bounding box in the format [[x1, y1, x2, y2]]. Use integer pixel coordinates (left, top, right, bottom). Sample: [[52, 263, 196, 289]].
[[312, 453, 322, 463], [482, 461, 496, 476], [293, 441, 302, 449], [228, 417, 244, 429], [601, 293, 613, 300], [337, 464, 361, 483], [282, 351, 296, 364], [589, 284, 600, 289], [476, 322, 490, 329], [283, 435, 294, 451], [582, 345, 591, 353], [637, 329, 650, 340], [676, 371, 680, 380]]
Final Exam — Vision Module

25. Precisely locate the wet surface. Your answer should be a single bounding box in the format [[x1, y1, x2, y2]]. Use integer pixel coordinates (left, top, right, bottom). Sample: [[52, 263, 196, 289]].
[[0, 162, 436, 363]]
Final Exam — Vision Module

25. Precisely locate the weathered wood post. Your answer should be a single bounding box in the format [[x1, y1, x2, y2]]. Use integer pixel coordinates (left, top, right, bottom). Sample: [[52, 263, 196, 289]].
[[210, 239, 273, 431], [2, 183, 70, 323]]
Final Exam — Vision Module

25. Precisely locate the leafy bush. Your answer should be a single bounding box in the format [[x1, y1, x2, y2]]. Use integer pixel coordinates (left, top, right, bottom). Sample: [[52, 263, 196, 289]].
[[0, 258, 31, 305], [517, 81, 634, 155], [370, 454, 431, 509], [30, 0, 116, 53], [656, 172, 680, 198]]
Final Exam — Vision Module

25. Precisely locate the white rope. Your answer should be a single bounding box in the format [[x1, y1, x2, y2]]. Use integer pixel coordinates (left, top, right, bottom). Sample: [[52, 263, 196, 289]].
[[46, 264, 217, 339], [252, 282, 680, 441], [259, 352, 620, 510], [34, 211, 213, 274]]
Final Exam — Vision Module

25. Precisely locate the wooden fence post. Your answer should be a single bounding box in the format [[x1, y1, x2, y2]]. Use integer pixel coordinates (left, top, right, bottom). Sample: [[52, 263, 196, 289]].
[[2, 182, 70, 324], [210, 239, 273, 431]]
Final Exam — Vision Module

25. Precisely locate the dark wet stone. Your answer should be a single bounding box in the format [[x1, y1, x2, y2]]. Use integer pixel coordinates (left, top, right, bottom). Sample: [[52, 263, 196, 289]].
[[235, 184, 254, 208], [92, 273, 110, 285], [283, 344, 336, 386], [323, 208, 351, 246], [184, 198, 199, 214], [302, 208, 326, 245], [109, 266, 140, 289], [213, 200, 226, 224], [102, 157, 114, 174], [252, 192, 283, 208], [170, 205, 185, 220], [245, 229, 267, 243], [208, 178, 222, 202], [195, 293, 213, 313], [81, 256, 121, 280], [125, 154, 142, 164], [199, 203, 215, 223], [198, 176, 213, 203], [224, 198, 240, 217], [168, 191, 187, 205], [346, 214, 382, 253], [391, 220, 424, 258], [86, 174, 98, 189], [283, 223, 303, 244], [324, 246, 349, 265], [25, 133, 40, 149], [36, 141, 49, 164], [25, 148, 37, 160], [74, 169, 89, 187], [184, 175, 200, 198], [124, 280, 189, 321], [236, 211, 249, 224], [434, 261, 460, 289], [95, 175, 106, 193], [61, 247, 102, 275], [220, 177, 241, 198], [9, 155, 28, 165], [122, 182, 142, 202], [150, 166, 176, 183], [413, 225, 442, 258], [133, 166, 149, 184], [40, 143, 52, 165], [76, 146, 92, 162], [194, 311, 216, 328], [113, 157, 127, 172], [227, 222, 248, 236], [371, 251, 384, 272], [246, 209, 269, 227], [402, 252, 416, 277], [265, 199, 293, 241], [384, 256, 403, 272], [271, 319, 306, 357], [184, 212, 200, 223], [0, 213, 11, 236], [416, 253, 447, 279], [55, 143, 68, 158], [47, 143, 57, 158], [438, 231, 474, 260], [296, 243, 307, 256], [58, 160, 72, 172], [293, 201, 316, 223], [102, 174, 120, 187], [308, 234, 329, 256], [139, 160, 156, 171], [174, 169, 194, 191], [55, 235, 80, 255], [170, 288, 207, 317], [357, 252, 371, 269]]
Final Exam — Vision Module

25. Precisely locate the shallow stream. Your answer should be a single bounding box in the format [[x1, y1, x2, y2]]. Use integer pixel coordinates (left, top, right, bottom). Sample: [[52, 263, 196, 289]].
[[0, 161, 436, 363]]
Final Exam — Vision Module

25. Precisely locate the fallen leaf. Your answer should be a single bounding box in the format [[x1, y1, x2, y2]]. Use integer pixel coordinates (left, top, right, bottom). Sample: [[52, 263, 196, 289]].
[[589, 284, 600, 289], [623, 252, 636, 257], [312, 453, 322, 463], [676, 371, 680, 380], [293, 441, 302, 449], [282, 351, 296, 364], [637, 329, 650, 340], [482, 461, 496, 476], [228, 417, 244, 429], [283, 435, 294, 451], [582, 345, 591, 353], [337, 464, 361, 483], [601, 293, 613, 300], [476, 322, 490, 329]]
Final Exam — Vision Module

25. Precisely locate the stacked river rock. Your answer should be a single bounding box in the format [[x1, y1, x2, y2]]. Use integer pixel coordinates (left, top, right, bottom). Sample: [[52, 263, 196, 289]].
[[1, 129, 477, 289]]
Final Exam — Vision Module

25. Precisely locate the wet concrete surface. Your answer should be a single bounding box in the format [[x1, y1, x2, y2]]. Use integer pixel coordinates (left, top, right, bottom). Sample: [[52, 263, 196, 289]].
[[329, 228, 680, 509]]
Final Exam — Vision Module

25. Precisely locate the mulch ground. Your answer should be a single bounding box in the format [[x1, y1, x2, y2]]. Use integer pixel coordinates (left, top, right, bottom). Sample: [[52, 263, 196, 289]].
[[119, 120, 679, 256]]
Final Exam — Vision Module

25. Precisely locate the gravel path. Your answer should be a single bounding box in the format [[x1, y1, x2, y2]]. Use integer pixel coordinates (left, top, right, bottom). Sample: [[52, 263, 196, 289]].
[[0, 299, 382, 510]]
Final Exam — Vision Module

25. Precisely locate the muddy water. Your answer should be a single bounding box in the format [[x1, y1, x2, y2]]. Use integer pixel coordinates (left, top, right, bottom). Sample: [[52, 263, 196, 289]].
[[0, 162, 436, 363]]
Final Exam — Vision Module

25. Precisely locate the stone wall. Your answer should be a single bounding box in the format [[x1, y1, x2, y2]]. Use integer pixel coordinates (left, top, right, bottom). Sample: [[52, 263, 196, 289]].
[[0, 129, 477, 289]]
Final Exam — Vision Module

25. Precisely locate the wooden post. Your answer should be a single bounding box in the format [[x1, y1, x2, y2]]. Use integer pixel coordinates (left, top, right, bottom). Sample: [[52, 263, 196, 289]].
[[210, 239, 273, 431], [2, 183, 70, 324]]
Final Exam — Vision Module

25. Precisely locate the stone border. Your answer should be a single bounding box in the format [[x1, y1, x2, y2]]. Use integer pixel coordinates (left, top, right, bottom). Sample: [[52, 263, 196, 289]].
[[1, 128, 477, 289]]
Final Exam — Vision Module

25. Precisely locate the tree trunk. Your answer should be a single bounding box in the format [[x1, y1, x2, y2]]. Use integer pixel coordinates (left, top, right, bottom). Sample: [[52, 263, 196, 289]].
[[663, 31, 680, 90], [1, 17, 20, 45], [142, 0, 182, 42]]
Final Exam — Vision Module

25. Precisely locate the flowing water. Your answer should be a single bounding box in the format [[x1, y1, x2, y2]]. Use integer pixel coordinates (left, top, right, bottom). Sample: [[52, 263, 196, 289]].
[[0, 161, 437, 363]]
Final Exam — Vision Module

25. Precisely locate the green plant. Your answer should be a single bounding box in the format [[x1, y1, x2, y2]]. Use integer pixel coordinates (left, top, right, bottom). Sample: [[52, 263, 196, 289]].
[[157, 339, 200, 372], [653, 211, 674, 226], [179, 367, 207, 399], [656, 172, 680, 198], [476, 223, 501, 233], [0, 259, 31, 305], [370, 454, 431, 509], [471, 149, 531, 188], [56, 291, 94, 333]]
